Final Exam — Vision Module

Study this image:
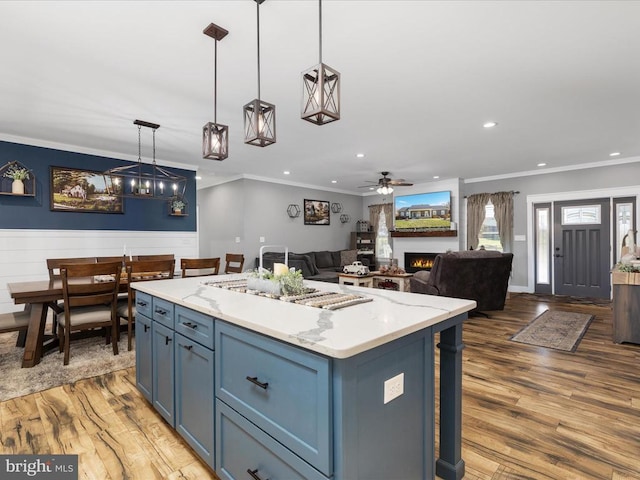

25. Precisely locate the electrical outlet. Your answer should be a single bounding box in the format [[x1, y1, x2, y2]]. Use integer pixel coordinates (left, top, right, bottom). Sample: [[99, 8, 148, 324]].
[[383, 372, 404, 404], [235, 236, 241, 243], [259, 236, 265, 243]]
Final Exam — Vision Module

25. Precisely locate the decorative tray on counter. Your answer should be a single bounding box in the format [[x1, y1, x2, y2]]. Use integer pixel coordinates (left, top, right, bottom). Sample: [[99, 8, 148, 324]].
[[203, 278, 373, 310]]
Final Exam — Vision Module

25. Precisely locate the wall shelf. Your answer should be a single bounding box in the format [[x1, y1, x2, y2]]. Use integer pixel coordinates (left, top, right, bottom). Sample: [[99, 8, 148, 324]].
[[391, 230, 457, 238], [0, 160, 36, 196]]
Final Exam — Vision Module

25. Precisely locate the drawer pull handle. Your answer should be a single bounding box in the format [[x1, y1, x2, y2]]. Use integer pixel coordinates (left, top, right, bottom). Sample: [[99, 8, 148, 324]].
[[165, 336, 172, 346], [182, 344, 193, 351], [143, 324, 149, 333], [137, 301, 148, 307], [247, 468, 268, 480], [155, 308, 167, 316], [183, 322, 198, 329], [246, 376, 269, 390]]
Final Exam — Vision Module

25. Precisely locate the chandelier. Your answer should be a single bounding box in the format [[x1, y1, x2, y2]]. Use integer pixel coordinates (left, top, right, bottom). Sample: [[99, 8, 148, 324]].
[[202, 22, 229, 160], [103, 120, 187, 200], [301, 0, 340, 125], [244, 0, 276, 147]]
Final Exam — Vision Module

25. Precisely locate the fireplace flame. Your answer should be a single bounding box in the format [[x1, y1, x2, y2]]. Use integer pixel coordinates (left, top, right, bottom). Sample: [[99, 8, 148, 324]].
[[411, 258, 434, 269]]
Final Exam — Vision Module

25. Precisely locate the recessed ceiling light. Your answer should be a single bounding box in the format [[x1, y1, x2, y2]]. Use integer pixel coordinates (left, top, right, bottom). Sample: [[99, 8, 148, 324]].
[[195, 176, 202, 180], [537, 162, 547, 167], [356, 153, 365, 158], [433, 175, 439, 179], [283, 171, 290, 175], [483, 121, 498, 128], [331, 180, 337, 184], [369, 187, 374, 190], [609, 152, 621, 157]]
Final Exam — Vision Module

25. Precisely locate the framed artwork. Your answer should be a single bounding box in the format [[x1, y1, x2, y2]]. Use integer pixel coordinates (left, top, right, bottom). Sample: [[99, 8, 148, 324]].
[[304, 199, 330, 225], [50, 166, 124, 213]]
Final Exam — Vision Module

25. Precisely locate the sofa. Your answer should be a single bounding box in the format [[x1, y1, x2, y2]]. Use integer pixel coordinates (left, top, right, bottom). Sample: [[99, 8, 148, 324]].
[[409, 250, 513, 313], [256, 249, 362, 283]]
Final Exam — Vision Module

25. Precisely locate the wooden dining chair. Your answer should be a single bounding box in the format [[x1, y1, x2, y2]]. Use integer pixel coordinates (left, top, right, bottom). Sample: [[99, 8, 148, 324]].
[[224, 253, 245, 274], [118, 259, 175, 351], [46, 257, 98, 333], [181, 258, 220, 278], [137, 254, 175, 262], [58, 261, 122, 365], [0, 304, 31, 348]]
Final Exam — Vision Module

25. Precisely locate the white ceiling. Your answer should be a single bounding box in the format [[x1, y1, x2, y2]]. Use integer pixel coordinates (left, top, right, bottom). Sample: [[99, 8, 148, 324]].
[[2, 1, 639, 193]]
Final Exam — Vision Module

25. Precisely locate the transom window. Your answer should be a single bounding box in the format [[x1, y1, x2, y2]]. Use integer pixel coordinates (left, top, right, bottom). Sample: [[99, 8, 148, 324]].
[[561, 205, 601, 225]]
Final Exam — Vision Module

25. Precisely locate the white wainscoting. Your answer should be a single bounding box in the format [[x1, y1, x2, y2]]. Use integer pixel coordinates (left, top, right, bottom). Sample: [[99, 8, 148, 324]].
[[0, 229, 198, 314]]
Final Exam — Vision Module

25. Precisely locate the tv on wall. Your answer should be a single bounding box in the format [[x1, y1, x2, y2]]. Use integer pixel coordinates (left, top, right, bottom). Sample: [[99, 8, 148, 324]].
[[393, 191, 451, 230]]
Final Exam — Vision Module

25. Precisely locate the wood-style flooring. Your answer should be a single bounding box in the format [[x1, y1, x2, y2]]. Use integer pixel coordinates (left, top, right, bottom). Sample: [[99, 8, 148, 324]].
[[0, 293, 638, 479]]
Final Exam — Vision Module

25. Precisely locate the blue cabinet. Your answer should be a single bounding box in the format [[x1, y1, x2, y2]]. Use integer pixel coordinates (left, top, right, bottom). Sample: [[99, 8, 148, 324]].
[[175, 332, 215, 469], [216, 321, 331, 475], [135, 292, 216, 470], [152, 320, 175, 426], [135, 312, 153, 402]]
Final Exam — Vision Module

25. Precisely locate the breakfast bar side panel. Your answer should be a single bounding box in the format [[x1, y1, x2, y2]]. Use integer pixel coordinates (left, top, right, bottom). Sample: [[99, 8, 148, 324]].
[[332, 327, 435, 479]]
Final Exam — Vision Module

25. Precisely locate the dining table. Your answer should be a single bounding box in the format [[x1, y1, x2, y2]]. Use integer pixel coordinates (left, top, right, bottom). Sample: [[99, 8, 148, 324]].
[[8, 271, 172, 368], [8, 279, 65, 368]]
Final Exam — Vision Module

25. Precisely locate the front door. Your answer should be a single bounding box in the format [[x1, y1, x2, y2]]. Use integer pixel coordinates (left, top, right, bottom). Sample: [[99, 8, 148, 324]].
[[553, 198, 611, 298]]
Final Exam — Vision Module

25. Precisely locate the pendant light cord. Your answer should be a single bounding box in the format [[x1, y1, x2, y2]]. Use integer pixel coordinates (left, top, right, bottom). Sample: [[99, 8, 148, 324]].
[[256, 0, 261, 101], [214, 39, 218, 124], [319, 0, 322, 64]]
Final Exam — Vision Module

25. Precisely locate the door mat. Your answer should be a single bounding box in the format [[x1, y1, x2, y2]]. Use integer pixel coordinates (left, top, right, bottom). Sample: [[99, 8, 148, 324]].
[[510, 309, 594, 352]]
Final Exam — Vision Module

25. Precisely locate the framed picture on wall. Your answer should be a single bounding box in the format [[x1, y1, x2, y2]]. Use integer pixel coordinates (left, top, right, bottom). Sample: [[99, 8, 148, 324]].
[[304, 199, 330, 225], [50, 166, 124, 213]]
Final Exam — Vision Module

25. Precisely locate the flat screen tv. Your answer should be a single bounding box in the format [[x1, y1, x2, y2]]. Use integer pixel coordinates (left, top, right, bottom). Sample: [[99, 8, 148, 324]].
[[393, 191, 451, 230]]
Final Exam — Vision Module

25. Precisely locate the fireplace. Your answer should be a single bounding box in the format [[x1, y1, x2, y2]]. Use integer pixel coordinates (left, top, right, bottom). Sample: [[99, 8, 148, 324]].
[[404, 252, 439, 273]]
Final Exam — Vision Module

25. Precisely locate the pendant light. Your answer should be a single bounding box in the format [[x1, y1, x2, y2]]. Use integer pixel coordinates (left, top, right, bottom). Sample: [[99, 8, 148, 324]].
[[301, 0, 340, 125], [202, 23, 229, 160], [244, 0, 276, 147], [103, 120, 187, 200]]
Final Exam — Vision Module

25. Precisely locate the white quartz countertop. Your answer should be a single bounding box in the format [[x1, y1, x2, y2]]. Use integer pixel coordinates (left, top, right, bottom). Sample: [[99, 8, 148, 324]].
[[133, 275, 476, 359]]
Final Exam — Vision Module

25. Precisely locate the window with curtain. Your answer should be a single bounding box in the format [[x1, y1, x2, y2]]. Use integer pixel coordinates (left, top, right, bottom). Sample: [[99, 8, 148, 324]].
[[466, 191, 514, 252], [478, 200, 503, 251]]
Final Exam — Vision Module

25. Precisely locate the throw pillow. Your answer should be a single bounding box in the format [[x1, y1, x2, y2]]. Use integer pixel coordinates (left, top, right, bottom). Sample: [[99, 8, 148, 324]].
[[340, 249, 358, 266], [314, 250, 334, 269]]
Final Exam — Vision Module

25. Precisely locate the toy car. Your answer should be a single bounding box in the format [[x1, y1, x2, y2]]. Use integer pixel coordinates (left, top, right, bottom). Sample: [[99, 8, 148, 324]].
[[343, 261, 370, 276]]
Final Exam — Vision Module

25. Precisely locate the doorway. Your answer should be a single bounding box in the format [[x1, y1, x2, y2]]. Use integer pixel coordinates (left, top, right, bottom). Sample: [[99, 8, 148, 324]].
[[552, 198, 610, 298]]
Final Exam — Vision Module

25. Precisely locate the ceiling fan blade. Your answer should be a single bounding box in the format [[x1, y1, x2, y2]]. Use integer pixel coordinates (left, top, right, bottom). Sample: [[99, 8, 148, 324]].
[[388, 181, 413, 186], [358, 184, 377, 188]]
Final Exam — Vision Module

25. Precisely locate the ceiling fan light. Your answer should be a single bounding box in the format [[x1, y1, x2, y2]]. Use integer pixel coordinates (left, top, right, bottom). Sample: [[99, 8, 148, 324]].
[[301, 63, 340, 125], [202, 122, 229, 160]]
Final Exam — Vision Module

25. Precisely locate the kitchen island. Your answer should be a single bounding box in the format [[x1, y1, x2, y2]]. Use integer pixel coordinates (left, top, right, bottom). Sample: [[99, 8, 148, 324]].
[[133, 275, 475, 480]]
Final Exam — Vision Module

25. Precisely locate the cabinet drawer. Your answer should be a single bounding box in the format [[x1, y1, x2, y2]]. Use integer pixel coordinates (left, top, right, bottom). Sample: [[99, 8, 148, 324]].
[[152, 296, 174, 328], [216, 400, 327, 480], [175, 305, 214, 349], [135, 291, 152, 318], [215, 321, 331, 475]]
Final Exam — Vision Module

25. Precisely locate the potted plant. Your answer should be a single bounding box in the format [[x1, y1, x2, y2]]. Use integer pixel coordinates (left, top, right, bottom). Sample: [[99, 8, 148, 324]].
[[3, 164, 30, 195], [171, 199, 185, 215]]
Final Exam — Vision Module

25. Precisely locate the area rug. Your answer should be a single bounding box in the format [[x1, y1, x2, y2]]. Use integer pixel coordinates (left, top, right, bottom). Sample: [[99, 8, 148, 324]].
[[0, 331, 135, 402], [510, 309, 594, 352]]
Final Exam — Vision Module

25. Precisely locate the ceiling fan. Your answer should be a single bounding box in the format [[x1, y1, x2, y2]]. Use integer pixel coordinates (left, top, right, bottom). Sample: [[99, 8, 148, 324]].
[[359, 171, 413, 194]]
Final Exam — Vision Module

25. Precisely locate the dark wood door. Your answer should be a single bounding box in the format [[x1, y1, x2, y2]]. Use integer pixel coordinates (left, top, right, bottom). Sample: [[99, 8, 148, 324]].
[[553, 198, 610, 298]]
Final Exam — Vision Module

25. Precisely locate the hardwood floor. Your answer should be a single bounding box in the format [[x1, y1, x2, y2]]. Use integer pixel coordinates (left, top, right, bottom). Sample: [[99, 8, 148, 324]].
[[0, 293, 638, 479]]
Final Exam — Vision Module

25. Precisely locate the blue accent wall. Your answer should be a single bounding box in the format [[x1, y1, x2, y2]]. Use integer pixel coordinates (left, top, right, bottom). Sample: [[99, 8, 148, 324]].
[[0, 140, 196, 231]]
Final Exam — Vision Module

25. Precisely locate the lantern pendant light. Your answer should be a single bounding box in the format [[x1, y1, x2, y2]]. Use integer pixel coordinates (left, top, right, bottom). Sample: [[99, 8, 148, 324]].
[[244, 0, 276, 147], [301, 0, 340, 125], [202, 23, 229, 160]]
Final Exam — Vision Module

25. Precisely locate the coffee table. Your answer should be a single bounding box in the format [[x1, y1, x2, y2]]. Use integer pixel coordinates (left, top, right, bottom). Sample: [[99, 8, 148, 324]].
[[338, 273, 375, 288], [371, 272, 414, 292]]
